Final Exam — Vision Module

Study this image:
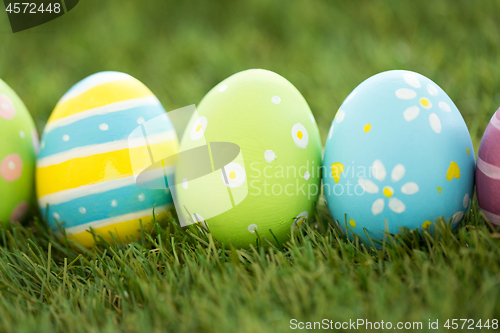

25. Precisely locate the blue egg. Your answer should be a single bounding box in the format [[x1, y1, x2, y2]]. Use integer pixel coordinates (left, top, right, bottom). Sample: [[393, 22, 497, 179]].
[[323, 70, 475, 243]]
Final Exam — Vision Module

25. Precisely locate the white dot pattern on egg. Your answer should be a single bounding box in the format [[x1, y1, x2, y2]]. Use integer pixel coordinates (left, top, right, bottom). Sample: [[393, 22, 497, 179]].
[[174, 69, 322, 249]]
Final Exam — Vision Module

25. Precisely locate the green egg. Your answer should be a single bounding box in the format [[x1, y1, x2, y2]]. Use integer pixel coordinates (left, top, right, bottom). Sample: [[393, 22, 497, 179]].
[[0, 79, 38, 224], [175, 69, 322, 248]]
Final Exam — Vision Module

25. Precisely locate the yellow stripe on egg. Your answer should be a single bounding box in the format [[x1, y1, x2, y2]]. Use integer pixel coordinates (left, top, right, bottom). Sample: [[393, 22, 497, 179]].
[[64, 204, 172, 247], [49, 78, 154, 122], [36, 140, 178, 197]]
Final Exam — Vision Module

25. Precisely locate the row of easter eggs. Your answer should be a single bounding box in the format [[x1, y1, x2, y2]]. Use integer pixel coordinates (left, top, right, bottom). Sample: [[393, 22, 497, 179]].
[[0, 70, 498, 248]]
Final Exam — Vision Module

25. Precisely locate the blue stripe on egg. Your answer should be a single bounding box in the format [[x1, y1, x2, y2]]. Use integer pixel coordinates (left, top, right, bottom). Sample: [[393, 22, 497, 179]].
[[38, 104, 174, 159], [42, 182, 173, 229]]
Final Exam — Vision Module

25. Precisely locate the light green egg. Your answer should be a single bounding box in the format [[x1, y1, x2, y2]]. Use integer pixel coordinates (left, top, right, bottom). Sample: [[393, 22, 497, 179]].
[[175, 69, 322, 248], [0, 79, 38, 225]]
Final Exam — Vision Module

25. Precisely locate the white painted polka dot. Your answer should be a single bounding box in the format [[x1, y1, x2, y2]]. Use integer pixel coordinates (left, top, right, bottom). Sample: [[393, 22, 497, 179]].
[[403, 72, 421, 88], [19, 130, 25, 138], [8, 161, 15, 170], [99, 123, 109, 131], [137, 117, 145, 124], [62, 134, 70, 142], [79, 207, 86, 214], [111, 199, 118, 207], [403, 106, 420, 121], [138, 193, 145, 201], [247, 224, 258, 233], [401, 182, 419, 195], [395, 88, 417, 100], [264, 150, 276, 163], [429, 113, 442, 133], [335, 110, 345, 123], [218, 84, 228, 92], [182, 178, 188, 190], [271, 96, 281, 105], [463, 193, 469, 208], [53, 212, 60, 220], [439, 101, 451, 112], [310, 114, 316, 123], [427, 84, 439, 96], [304, 171, 310, 181]]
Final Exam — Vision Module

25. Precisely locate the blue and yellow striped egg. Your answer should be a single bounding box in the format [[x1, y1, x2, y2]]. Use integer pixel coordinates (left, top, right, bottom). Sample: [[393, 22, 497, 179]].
[[36, 72, 178, 247]]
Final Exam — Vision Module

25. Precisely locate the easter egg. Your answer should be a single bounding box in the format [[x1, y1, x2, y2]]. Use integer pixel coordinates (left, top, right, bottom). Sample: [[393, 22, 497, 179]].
[[174, 69, 322, 248], [0, 79, 38, 224], [476, 108, 500, 226], [323, 70, 475, 243], [36, 72, 178, 247]]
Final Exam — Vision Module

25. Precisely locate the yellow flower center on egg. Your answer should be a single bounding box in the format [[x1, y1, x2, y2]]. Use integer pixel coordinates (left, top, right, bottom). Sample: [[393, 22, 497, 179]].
[[364, 124, 371, 133], [383, 186, 394, 198], [297, 131, 303, 139], [422, 221, 432, 229], [196, 124, 202, 132], [420, 97, 431, 108], [349, 219, 356, 228], [229, 171, 236, 179]]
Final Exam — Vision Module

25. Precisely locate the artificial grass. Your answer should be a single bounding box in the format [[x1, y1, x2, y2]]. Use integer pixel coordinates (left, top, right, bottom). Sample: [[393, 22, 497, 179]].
[[1, 0, 500, 331], [0, 196, 498, 333]]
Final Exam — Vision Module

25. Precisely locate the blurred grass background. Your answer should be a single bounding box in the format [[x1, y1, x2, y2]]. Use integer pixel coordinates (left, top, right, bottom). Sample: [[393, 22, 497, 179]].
[[1, 0, 500, 151], [0, 1, 500, 332]]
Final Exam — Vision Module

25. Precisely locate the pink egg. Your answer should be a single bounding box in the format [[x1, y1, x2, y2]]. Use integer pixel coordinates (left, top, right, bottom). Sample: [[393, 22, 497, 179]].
[[0, 94, 15, 119], [476, 107, 500, 226], [10, 201, 29, 222], [0, 153, 23, 182]]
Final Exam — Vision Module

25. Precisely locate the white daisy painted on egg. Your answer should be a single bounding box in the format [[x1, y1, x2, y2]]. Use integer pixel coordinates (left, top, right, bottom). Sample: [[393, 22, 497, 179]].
[[293, 211, 308, 228], [358, 160, 419, 215], [396, 71, 452, 134], [291, 123, 308, 148], [221, 162, 246, 188], [190, 116, 208, 141]]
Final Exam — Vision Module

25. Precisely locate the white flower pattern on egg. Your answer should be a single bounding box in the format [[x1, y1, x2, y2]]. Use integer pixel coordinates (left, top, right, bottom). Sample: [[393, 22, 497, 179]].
[[293, 211, 308, 228], [396, 72, 452, 134], [190, 116, 207, 141], [221, 162, 246, 188], [291, 123, 308, 148], [358, 160, 419, 215]]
